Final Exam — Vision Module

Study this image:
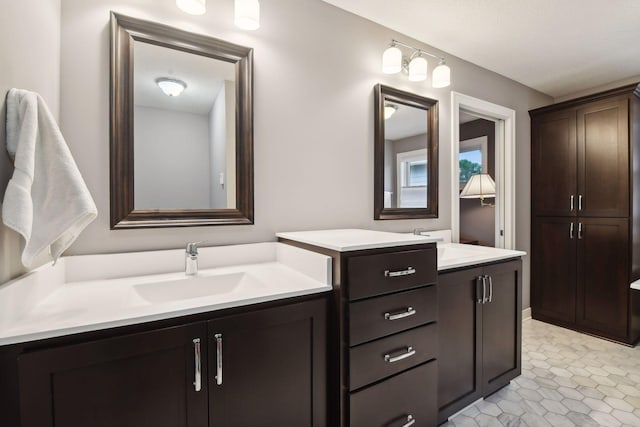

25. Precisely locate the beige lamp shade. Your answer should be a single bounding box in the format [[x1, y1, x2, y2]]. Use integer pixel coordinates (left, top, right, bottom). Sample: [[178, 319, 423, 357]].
[[460, 173, 496, 199]]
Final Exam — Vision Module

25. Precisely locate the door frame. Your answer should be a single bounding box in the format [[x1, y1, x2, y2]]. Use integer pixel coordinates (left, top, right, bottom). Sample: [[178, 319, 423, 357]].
[[451, 92, 516, 249]]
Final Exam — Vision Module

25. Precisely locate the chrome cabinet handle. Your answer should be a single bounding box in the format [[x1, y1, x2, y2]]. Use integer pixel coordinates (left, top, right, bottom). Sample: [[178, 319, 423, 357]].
[[384, 267, 416, 278], [488, 275, 493, 303], [570, 195, 574, 211], [384, 346, 416, 363], [214, 333, 223, 386], [476, 276, 485, 304], [401, 415, 416, 427], [570, 222, 574, 239], [384, 307, 416, 321], [482, 275, 488, 304], [193, 338, 201, 392], [579, 194, 583, 211], [578, 223, 583, 240]]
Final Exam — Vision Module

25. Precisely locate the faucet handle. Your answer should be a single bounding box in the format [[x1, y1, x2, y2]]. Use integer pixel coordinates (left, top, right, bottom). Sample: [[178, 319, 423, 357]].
[[186, 242, 200, 256]]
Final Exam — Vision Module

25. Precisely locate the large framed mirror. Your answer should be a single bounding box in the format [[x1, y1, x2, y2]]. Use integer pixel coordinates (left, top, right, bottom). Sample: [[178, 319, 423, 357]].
[[110, 13, 253, 229], [374, 84, 439, 219]]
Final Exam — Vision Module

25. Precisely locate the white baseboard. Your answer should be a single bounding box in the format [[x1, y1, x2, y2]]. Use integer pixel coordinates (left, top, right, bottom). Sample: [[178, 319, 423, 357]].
[[522, 307, 532, 321]]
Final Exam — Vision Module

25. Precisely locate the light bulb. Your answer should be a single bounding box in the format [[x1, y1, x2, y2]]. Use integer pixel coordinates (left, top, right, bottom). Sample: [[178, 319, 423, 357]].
[[408, 56, 427, 82], [432, 62, 451, 88], [176, 0, 206, 15], [382, 46, 402, 74], [235, 0, 260, 30]]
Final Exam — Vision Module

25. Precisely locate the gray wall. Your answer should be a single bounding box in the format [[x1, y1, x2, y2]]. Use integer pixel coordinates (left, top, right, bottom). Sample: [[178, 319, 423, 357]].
[[0, 0, 61, 283], [1, 0, 554, 309], [134, 106, 211, 209]]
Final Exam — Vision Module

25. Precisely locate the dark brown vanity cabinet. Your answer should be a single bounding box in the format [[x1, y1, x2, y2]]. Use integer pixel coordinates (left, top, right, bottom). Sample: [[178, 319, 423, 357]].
[[11, 297, 327, 427], [437, 259, 522, 424], [278, 238, 438, 427], [530, 84, 640, 344]]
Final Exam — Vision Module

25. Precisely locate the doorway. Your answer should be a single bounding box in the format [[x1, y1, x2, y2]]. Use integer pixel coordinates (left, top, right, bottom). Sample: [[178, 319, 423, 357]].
[[451, 92, 516, 249]]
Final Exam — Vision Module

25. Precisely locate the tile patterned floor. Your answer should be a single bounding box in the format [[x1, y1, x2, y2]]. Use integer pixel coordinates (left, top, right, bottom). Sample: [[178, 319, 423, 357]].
[[444, 319, 640, 427]]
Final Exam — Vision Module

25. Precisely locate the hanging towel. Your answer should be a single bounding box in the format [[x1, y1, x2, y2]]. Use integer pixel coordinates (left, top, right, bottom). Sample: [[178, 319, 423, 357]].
[[2, 88, 97, 268]]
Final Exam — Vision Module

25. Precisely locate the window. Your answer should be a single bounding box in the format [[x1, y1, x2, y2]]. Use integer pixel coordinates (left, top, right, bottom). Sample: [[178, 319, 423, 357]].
[[459, 136, 487, 189], [397, 149, 428, 208]]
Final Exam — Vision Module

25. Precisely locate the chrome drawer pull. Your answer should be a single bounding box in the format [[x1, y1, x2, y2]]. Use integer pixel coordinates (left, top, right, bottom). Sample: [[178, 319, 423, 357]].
[[384, 267, 416, 278], [570, 195, 574, 211], [193, 338, 201, 392], [578, 194, 583, 211], [488, 275, 493, 303], [402, 415, 416, 427], [384, 346, 416, 363], [215, 333, 223, 386], [384, 307, 417, 321]]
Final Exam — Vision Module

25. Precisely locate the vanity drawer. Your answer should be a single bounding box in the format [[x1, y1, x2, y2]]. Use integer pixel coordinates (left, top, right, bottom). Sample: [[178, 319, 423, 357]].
[[349, 285, 437, 346], [347, 248, 437, 300], [349, 323, 437, 390], [350, 360, 437, 427]]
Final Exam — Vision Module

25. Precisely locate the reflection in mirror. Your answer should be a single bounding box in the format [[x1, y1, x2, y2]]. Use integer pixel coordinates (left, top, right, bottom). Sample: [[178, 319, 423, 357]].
[[374, 84, 438, 219], [110, 13, 253, 229], [133, 41, 236, 210]]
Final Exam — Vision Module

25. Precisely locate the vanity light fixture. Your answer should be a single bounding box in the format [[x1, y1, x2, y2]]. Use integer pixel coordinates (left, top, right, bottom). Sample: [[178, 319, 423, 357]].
[[156, 77, 187, 97], [384, 103, 398, 120], [460, 173, 496, 207], [382, 39, 451, 87], [235, 0, 260, 30], [176, 0, 206, 15]]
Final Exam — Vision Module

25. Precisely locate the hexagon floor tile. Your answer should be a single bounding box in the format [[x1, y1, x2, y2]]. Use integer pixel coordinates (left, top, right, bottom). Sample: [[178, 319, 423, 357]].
[[443, 319, 640, 427]]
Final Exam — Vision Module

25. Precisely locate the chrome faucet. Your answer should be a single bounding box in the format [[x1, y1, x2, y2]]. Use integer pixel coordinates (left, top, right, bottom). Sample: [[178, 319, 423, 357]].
[[185, 242, 199, 275], [413, 228, 429, 236]]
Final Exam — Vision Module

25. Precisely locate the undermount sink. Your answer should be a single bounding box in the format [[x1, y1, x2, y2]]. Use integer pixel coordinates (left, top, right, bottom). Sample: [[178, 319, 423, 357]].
[[133, 272, 265, 303], [437, 245, 478, 261]]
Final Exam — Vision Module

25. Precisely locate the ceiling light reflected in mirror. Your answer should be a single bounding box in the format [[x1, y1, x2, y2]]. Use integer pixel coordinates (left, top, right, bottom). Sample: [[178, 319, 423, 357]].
[[156, 77, 187, 97]]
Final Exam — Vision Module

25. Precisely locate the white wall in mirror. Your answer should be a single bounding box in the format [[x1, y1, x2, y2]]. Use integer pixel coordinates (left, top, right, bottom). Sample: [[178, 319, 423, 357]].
[[383, 103, 429, 209], [133, 40, 236, 210]]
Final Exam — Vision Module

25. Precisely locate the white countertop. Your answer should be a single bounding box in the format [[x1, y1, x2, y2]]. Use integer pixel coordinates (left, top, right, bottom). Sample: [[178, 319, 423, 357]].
[[0, 243, 331, 346], [437, 243, 526, 271], [276, 229, 438, 251], [631, 279, 640, 290]]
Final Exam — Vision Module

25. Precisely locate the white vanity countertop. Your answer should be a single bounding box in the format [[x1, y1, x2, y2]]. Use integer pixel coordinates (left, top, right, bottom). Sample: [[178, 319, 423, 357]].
[[437, 243, 526, 271], [276, 229, 438, 252], [0, 242, 331, 346], [630, 279, 640, 290]]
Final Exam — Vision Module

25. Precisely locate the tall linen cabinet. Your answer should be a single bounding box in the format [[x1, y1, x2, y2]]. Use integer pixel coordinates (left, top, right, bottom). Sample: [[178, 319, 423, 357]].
[[530, 84, 640, 345]]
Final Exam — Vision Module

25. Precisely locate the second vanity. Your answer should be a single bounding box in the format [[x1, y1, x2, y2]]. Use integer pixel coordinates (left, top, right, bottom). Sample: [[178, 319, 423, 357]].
[[278, 229, 525, 427]]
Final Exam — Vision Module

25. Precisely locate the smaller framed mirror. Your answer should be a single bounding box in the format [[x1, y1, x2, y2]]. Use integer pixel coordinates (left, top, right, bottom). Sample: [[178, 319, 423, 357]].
[[374, 84, 439, 220]]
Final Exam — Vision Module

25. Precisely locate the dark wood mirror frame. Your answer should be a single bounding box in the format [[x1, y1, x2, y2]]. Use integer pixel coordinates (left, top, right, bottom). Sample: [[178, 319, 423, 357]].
[[374, 84, 439, 220], [110, 12, 253, 229]]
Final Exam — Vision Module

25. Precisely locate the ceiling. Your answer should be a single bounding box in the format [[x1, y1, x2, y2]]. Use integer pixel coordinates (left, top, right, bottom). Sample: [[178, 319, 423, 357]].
[[134, 40, 235, 115], [322, 0, 640, 98]]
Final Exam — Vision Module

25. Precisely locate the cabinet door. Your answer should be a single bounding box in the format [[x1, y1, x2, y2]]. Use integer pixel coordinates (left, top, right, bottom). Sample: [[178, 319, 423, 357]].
[[208, 298, 326, 427], [577, 218, 629, 340], [437, 267, 483, 423], [577, 98, 629, 217], [532, 217, 577, 324], [531, 109, 577, 217], [18, 322, 208, 427], [482, 260, 522, 396]]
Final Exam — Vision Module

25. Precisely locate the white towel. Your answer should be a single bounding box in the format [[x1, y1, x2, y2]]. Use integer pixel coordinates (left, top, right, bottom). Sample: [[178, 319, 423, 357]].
[[2, 88, 97, 268]]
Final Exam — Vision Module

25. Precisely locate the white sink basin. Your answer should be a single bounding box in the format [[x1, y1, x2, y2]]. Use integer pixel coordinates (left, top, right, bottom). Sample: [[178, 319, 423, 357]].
[[438, 245, 478, 261], [134, 272, 264, 303]]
